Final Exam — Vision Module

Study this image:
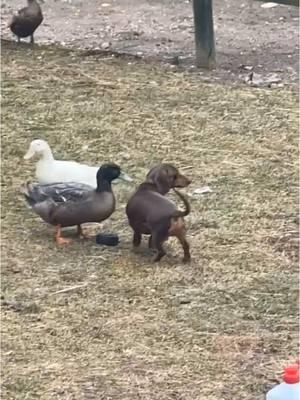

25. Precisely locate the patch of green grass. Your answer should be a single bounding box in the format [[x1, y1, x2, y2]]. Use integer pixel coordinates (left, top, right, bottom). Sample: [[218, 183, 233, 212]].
[[1, 39, 298, 400]]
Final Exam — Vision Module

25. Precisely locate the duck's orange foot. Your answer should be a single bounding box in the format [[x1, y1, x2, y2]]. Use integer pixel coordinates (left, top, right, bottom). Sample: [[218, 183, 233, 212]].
[[56, 236, 72, 245], [55, 225, 72, 245]]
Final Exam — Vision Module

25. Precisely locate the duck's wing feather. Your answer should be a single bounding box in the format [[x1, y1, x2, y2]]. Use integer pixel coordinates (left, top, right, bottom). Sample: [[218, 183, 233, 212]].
[[37, 182, 93, 203], [21, 182, 93, 206]]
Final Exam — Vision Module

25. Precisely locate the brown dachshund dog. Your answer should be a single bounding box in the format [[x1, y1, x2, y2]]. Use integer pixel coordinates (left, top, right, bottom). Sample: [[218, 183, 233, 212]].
[[126, 164, 192, 262]]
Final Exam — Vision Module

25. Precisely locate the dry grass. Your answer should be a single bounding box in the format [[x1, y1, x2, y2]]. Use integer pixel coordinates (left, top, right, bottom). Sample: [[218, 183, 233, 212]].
[[1, 39, 299, 400]]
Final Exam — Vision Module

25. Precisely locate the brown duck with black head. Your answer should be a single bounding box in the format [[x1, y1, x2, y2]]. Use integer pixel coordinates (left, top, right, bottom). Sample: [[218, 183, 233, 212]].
[[21, 163, 130, 244], [9, 0, 43, 44]]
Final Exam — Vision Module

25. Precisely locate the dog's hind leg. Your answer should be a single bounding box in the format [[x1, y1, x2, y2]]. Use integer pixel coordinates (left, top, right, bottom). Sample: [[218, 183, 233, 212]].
[[177, 232, 191, 262], [133, 231, 142, 247], [152, 238, 166, 262], [151, 226, 169, 262]]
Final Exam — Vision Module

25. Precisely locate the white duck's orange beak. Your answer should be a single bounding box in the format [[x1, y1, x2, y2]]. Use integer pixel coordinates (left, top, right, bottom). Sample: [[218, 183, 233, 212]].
[[24, 147, 36, 160]]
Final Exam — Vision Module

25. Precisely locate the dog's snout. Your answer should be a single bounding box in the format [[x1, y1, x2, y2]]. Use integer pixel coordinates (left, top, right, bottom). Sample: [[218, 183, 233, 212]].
[[175, 174, 191, 188]]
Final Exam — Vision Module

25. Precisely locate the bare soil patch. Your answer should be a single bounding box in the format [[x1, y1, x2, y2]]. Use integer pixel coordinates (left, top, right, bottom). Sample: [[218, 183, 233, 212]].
[[1, 0, 299, 84]]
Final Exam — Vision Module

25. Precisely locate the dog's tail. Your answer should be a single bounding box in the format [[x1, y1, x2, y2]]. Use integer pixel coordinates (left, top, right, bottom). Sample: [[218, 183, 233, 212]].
[[172, 189, 190, 217]]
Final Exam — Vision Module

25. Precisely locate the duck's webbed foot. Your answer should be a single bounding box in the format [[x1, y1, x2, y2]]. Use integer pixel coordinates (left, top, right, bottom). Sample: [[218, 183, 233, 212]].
[[55, 225, 72, 245]]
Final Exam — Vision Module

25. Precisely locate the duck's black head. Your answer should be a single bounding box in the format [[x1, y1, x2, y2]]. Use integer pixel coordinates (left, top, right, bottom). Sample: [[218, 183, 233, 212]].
[[96, 163, 121, 191]]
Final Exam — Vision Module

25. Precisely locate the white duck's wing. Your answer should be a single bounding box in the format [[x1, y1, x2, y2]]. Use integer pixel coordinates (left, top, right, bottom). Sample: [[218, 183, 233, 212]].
[[36, 159, 99, 188], [62, 162, 99, 187]]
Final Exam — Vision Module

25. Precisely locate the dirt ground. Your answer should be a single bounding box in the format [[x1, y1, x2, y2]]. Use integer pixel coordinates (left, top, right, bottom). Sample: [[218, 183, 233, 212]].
[[1, 40, 298, 400], [1, 0, 299, 399], [1, 0, 299, 84]]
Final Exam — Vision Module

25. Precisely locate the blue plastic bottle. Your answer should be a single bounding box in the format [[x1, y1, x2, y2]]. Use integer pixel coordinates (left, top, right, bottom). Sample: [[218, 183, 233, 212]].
[[266, 362, 300, 400]]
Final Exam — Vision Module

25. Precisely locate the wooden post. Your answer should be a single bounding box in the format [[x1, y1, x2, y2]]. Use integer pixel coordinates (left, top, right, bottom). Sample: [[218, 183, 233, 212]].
[[192, 0, 216, 68]]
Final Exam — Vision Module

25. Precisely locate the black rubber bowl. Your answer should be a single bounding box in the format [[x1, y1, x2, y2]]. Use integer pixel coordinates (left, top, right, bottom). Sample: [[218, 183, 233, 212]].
[[96, 233, 119, 246]]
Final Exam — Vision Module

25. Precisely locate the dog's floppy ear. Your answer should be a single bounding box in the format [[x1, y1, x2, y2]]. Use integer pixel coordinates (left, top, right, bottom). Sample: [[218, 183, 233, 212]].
[[146, 165, 159, 184], [155, 168, 171, 194], [147, 165, 173, 194]]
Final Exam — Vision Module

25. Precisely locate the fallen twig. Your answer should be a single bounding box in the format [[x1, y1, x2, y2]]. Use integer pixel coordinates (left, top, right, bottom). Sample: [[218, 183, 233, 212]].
[[49, 284, 88, 296]]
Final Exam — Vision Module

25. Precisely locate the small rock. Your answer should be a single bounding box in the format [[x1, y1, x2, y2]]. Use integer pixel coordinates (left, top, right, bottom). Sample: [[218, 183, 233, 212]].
[[270, 82, 284, 88], [179, 298, 191, 305], [193, 186, 213, 195], [245, 72, 282, 87], [239, 64, 253, 71], [101, 42, 111, 49], [261, 2, 279, 8]]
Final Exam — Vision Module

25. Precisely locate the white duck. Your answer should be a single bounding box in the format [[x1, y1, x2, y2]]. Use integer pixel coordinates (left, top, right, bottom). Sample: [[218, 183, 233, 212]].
[[24, 139, 132, 187]]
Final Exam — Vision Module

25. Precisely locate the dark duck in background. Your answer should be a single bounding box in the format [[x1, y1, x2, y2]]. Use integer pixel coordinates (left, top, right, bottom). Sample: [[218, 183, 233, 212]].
[[9, 0, 43, 44]]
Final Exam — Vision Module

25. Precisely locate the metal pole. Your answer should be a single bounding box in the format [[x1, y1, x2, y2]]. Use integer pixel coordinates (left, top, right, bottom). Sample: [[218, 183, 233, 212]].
[[192, 0, 216, 68]]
